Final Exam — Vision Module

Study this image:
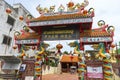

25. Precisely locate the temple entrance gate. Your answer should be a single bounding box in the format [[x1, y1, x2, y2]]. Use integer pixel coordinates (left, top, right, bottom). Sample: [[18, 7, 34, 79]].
[[13, 0, 115, 80]]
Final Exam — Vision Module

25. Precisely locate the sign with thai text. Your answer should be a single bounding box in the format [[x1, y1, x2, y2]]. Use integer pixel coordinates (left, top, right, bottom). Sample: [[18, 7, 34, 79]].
[[80, 37, 112, 42], [15, 39, 39, 44], [87, 66, 103, 78], [29, 18, 92, 26]]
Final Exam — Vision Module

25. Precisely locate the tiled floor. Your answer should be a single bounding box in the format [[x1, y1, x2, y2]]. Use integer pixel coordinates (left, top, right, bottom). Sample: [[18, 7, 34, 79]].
[[42, 73, 78, 80]]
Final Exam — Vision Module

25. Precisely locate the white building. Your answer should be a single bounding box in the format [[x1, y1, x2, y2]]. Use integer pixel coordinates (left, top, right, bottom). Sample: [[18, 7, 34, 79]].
[[0, 0, 33, 55]]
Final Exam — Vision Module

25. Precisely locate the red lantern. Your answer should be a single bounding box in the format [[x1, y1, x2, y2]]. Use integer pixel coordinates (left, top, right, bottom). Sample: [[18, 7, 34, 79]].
[[19, 16, 24, 21], [56, 44, 63, 53], [13, 45, 17, 49], [56, 44, 63, 50], [67, 1, 74, 7], [6, 8, 11, 14], [32, 46, 36, 50], [111, 44, 115, 48]]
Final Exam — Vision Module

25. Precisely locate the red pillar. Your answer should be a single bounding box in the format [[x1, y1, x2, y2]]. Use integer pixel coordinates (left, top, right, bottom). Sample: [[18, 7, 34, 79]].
[[104, 42, 109, 53], [37, 27, 42, 49]]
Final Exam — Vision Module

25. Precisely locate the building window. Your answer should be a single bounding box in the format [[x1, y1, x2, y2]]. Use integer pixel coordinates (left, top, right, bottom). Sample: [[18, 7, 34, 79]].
[[2, 35, 12, 46], [14, 8, 18, 14], [7, 15, 15, 26]]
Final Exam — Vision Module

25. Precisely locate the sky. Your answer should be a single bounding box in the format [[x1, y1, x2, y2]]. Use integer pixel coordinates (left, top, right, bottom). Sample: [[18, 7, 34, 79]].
[[5, 0, 120, 52]]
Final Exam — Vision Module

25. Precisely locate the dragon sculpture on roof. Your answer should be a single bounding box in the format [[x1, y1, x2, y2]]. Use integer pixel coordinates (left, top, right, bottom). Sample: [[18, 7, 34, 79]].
[[36, 0, 90, 15]]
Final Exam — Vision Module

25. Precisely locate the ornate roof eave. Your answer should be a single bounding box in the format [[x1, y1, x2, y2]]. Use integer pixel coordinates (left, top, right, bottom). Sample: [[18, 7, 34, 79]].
[[28, 14, 93, 27], [80, 24, 114, 37], [60, 55, 78, 62], [29, 0, 94, 26], [15, 32, 40, 40], [80, 29, 113, 37], [29, 13, 93, 22]]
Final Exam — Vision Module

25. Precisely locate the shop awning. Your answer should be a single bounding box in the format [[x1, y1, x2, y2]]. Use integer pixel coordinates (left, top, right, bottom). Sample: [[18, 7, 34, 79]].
[[0, 54, 21, 70]]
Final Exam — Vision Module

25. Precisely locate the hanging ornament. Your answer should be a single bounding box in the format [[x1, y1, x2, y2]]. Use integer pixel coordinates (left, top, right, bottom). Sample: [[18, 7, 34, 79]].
[[6, 8, 12, 14], [13, 45, 17, 49], [67, 1, 74, 7], [97, 20, 105, 27], [23, 25, 30, 32], [19, 16, 24, 21], [56, 44, 63, 50], [110, 43, 115, 48], [32, 46, 36, 50], [56, 44, 63, 53]]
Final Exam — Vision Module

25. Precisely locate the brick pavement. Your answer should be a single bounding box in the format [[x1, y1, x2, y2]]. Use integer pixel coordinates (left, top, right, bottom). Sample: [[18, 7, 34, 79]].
[[42, 73, 78, 80]]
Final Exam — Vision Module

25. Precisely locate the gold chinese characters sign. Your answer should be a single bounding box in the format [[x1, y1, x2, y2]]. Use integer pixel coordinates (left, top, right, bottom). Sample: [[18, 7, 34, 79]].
[[42, 26, 79, 40]]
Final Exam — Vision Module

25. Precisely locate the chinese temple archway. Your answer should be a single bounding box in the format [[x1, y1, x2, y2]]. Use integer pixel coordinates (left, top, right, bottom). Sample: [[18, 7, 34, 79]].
[[14, 0, 115, 80]]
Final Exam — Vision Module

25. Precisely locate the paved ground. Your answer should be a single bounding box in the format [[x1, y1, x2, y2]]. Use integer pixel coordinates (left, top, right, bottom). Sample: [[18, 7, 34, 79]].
[[42, 73, 78, 80]]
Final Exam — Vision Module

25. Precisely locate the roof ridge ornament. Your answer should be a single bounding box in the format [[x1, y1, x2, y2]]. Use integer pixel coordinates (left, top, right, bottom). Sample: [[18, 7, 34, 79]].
[[36, 0, 91, 17]]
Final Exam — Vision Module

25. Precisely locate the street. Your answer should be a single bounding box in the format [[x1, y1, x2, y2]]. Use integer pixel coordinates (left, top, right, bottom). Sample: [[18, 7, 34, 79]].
[[42, 73, 78, 80]]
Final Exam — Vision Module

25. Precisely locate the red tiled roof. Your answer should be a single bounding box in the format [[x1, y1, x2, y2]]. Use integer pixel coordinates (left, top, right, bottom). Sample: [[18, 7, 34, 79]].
[[15, 30, 112, 40], [60, 55, 78, 62], [15, 32, 40, 40], [80, 30, 112, 37], [30, 13, 91, 22]]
